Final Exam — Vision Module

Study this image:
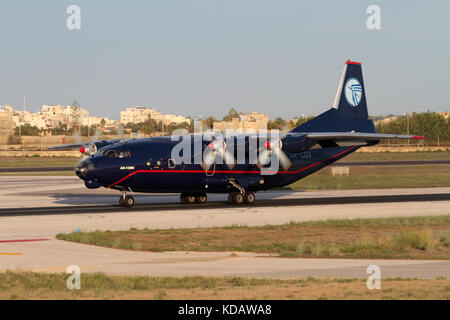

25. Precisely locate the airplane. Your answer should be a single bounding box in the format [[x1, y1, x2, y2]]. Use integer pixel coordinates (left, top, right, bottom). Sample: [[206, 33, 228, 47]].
[[49, 60, 424, 208]]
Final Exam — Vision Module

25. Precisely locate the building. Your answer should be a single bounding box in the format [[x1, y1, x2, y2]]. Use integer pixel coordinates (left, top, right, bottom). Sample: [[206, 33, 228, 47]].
[[162, 114, 189, 126], [7, 104, 115, 130], [213, 111, 268, 132], [41, 104, 90, 128], [0, 106, 14, 143], [120, 107, 162, 124]]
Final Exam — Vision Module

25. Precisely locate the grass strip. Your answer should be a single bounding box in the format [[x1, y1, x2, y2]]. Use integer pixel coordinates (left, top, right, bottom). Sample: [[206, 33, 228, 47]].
[[57, 215, 450, 260], [1, 271, 449, 300]]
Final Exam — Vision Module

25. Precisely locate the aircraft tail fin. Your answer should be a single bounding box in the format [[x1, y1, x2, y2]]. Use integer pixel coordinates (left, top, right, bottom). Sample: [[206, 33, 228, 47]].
[[292, 60, 376, 133], [332, 59, 368, 120]]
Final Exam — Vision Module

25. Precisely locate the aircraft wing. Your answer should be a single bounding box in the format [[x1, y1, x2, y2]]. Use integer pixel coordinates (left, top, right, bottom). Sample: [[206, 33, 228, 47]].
[[305, 132, 425, 141], [47, 143, 85, 150], [47, 138, 123, 151]]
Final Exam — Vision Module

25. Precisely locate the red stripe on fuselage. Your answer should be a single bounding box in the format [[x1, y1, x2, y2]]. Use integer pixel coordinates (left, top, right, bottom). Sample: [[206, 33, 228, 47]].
[[108, 146, 358, 187]]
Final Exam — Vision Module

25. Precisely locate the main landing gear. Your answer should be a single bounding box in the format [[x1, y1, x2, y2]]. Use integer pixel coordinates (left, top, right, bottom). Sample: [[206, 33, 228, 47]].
[[228, 191, 256, 205], [180, 193, 207, 204], [119, 194, 135, 208], [227, 178, 256, 205]]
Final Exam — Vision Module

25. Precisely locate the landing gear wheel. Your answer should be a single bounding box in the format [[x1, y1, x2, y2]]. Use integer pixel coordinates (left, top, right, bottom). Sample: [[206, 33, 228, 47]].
[[195, 194, 207, 204], [119, 196, 125, 207], [231, 192, 244, 205], [180, 194, 187, 204], [123, 195, 135, 208], [228, 193, 234, 204], [244, 192, 255, 205], [184, 195, 197, 204]]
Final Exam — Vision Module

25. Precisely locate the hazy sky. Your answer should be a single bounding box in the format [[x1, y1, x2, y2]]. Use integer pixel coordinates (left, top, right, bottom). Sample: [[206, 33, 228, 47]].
[[0, 0, 449, 120]]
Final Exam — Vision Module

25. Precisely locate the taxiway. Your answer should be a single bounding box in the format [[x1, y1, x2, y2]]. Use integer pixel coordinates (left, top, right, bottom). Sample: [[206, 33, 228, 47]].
[[0, 176, 449, 279]]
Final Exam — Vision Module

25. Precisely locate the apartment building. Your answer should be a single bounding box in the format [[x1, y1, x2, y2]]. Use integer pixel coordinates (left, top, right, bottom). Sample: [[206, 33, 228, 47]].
[[120, 107, 162, 124], [213, 111, 268, 132]]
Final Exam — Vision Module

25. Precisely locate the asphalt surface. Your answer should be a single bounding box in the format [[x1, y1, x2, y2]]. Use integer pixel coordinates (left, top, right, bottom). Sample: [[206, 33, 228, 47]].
[[0, 193, 449, 216], [0, 176, 449, 279]]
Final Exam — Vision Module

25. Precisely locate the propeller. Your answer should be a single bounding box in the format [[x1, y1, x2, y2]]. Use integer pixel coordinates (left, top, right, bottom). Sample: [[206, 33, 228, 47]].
[[256, 129, 291, 171], [77, 127, 102, 163], [116, 123, 125, 139], [202, 138, 236, 171]]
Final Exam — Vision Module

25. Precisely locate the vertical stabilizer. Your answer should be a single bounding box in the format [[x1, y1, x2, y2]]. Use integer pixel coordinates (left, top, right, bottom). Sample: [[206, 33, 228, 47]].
[[332, 60, 368, 120]]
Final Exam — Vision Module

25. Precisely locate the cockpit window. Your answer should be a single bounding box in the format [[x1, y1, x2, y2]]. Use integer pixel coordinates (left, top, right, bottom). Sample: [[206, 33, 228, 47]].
[[118, 151, 131, 158], [102, 150, 131, 158]]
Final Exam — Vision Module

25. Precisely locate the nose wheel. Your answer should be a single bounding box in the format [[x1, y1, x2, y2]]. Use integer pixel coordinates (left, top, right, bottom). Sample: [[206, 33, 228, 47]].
[[119, 194, 135, 208]]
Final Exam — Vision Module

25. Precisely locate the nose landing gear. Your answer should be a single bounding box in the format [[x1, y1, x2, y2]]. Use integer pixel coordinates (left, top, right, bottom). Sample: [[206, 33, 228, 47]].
[[119, 194, 135, 208]]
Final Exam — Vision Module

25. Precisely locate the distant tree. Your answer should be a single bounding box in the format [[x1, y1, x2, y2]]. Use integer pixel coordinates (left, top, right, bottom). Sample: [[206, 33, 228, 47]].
[[167, 122, 191, 133], [376, 111, 449, 145], [204, 116, 217, 129], [267, 117, 287, 130], [222, 108, 240, 121], [295, 116, 314, 127], [14, 124, 40, 136], [71, 100, 81, 130]]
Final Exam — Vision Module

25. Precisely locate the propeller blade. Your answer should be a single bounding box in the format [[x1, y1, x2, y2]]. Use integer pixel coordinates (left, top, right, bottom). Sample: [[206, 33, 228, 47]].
[[223, 150, 236, 168], [280, 125, 291, 139], [273, 148, 291, 170], [117, 124, 124, 139], [93, 127, 101, 141], [73, 129, 82, 144], [258, 149, 271, 166], [215, 146, 235, 168], [202, 149, 216, 170], [77, 153, 89, 164]]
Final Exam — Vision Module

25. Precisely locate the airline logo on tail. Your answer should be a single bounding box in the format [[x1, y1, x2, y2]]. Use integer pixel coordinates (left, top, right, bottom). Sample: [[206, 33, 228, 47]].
[[345, 78, 362, 107]]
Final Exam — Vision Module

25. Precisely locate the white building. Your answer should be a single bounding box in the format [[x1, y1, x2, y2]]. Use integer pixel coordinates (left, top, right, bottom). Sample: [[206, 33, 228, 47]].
[[120, 107, 162, 124], [162, 114, 189, 125]]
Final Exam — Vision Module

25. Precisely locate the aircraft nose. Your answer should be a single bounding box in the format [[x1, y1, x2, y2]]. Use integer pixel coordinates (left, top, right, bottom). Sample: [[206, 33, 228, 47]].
[[75, 161, 89, 180], [75, 159, 102, 189]]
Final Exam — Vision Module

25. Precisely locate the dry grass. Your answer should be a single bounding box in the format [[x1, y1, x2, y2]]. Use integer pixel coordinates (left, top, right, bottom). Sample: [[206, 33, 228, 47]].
[[57, 215, 450, 260], [0, 156, 78, 167], [1, 271, 449, 300], [0, 171, 75, 176], [344, 151, 450, 162], [287, 165, 450, 190]]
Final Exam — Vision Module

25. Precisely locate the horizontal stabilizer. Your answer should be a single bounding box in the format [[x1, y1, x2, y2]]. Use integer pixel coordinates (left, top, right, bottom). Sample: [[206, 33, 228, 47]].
[[306, 132, 425, 141]]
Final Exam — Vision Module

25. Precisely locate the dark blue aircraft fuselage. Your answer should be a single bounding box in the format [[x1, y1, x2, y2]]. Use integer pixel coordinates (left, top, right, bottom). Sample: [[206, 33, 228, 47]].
[[76, 136, 360, 194]]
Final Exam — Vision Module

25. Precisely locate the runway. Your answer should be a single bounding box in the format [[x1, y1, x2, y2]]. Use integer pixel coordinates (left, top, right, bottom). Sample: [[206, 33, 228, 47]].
[[0, 176, 449, 279], [1, 193, 449, 216]]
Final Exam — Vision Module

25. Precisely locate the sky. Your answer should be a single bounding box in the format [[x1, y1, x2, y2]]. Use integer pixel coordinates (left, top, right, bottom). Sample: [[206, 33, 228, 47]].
[[0, 0, 449, 120]]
